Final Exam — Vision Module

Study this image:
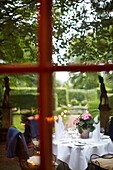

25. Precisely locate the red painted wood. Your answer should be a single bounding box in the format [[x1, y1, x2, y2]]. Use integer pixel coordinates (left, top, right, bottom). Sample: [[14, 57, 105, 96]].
[[38, 0, 53, 169], [0, 63, 113, 73]]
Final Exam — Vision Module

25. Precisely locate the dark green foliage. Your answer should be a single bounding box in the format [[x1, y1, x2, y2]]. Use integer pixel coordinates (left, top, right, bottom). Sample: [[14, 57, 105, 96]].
[[88, 103, 100, 118], [68, 90, 86, 103], [0, 0, 113, 64], [0, 0, 37, 63], [69, 72, 99, 90], [86, 89, 98, 102], [108, 95, 113, 114], [10, 88, 37, 95], [61, 1, 113, 64], [53, 109, 62, 116], [9, 94, 37, 109], [56, 88, 67, 106], [86, 89, 99, 117], [55, 87, 99, 108]]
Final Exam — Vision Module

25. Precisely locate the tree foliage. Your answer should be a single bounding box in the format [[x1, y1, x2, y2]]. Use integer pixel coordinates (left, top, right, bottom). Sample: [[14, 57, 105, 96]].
[[0, 0, 113, 88], [53, 0, 113, 88], [53, 0, 113, 63], [0, 0, 37, 63], [1, 0, 113, 64], [69, 72, 100, 89]]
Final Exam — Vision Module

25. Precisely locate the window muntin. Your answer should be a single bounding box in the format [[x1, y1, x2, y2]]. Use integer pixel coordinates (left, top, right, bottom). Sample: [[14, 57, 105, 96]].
[[0, 0, 113, 170]]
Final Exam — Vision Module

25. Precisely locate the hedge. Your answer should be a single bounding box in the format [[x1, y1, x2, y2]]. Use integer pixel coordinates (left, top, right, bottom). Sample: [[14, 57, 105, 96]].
[[9, 94, 37, 109], [56, 88, 98, 107], [56, 88, 67, 106]]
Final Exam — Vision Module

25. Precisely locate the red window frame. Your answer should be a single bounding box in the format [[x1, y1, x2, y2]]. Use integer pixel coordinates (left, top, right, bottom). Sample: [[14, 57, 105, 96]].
[[0, 0, 113, 170]]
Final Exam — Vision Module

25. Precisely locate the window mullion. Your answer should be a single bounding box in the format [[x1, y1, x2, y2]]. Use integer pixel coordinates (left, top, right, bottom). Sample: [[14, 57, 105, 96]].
[[39, 0, 53, 170]]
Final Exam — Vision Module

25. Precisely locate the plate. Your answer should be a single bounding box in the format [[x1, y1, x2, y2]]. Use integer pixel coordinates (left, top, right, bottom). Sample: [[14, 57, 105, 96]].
[[101, 135, 109, 139], [74, 143, 85, 146]]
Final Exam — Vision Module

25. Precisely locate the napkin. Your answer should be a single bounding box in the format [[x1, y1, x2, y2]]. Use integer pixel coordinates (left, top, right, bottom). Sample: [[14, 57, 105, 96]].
[[58, 115, 64, 132], [92, 115, 100, 142], [55, 115, 64, 140]]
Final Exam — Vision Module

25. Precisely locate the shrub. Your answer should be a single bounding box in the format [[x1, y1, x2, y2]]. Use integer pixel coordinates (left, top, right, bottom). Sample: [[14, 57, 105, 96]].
[[61, 106, 69, 111], [56, 88, 66, 106], [68, 89, 86, 103], [81, 100, 87, 106], [70, 99, 79, 106]]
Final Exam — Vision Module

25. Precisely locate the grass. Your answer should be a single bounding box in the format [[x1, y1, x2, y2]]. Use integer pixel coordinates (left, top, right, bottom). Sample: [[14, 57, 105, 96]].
[[13, 115, 25, 133]]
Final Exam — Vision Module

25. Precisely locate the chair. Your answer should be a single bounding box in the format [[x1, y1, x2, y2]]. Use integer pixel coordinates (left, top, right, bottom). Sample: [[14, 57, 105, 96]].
[[108, 117, 113, 141], [6, 127, 40, 169], [86, 117, 113, 170], [56, 162, 71, 170], [24, 115, 40, 155], [86, 154, 113, 170], [24, 115, 58, 168]]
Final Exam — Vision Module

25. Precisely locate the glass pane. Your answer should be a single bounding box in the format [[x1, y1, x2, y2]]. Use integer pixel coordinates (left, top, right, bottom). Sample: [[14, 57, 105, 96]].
[[0, 1, 39, 64], [52, 0, 113, 65], [52, 71, 113, 167], [0, 73, 40, 168]]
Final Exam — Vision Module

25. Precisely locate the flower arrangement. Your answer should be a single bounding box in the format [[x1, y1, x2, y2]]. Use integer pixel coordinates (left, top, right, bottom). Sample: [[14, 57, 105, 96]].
[[73, 111, 95, 134]]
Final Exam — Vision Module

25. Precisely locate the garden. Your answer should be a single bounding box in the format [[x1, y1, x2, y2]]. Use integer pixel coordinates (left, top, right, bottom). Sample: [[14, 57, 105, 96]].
[[2, 75, 113, 133]]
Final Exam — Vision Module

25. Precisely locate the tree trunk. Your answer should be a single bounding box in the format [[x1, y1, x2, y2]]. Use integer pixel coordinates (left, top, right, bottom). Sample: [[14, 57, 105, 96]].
[[2, 77, 11, 128]]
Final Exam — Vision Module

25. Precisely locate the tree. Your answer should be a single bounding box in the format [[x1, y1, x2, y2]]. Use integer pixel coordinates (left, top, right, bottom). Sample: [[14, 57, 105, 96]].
[[53, 0, 113, 88], [0, 0, 39, 127], [1, 0, 113, 63], [0, 0, 37, 63], [69, 72, 99, 89], [53, 0, 113, 63]]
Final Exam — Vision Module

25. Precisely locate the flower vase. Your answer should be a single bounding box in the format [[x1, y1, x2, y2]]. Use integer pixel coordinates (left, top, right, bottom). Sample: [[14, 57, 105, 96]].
[[80, 128, 90, 139]]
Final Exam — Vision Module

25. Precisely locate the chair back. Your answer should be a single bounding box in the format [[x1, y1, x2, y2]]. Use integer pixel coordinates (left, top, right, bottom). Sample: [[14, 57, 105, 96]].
[[6, 127, 29, 159], [24, 115, 39, 140]]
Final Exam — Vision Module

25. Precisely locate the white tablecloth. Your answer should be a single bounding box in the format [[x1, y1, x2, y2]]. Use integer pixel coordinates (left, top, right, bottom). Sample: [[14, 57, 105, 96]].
[[52, 132, 113, 170]]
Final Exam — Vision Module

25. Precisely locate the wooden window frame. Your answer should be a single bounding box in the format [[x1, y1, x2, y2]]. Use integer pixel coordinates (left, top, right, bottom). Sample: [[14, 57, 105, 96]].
[[0, 0, 113, 170]]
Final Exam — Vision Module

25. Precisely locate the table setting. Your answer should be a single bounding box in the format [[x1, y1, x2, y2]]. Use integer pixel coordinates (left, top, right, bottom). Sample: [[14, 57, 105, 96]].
[[52, 113, 113, 170]]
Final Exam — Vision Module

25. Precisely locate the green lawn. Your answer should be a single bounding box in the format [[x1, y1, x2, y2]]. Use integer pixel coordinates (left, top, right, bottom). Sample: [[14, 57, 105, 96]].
[[13, 115, 25, 133]]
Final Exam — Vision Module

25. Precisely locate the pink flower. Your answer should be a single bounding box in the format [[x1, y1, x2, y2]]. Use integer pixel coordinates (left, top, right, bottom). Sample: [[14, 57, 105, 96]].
[[81, 112, 90, 120], [73, 118, 80, 125], [88, 113, 93, 118]]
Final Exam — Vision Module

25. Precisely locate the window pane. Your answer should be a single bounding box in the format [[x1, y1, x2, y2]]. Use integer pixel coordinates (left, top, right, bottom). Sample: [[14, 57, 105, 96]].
[[52, 71, 113, 135], [0, 73, 38, 128], [52, 0, 113, 65], [52, 71, 113, 168], [0, 1, 39, 64], [0, 73, 40, 168]]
